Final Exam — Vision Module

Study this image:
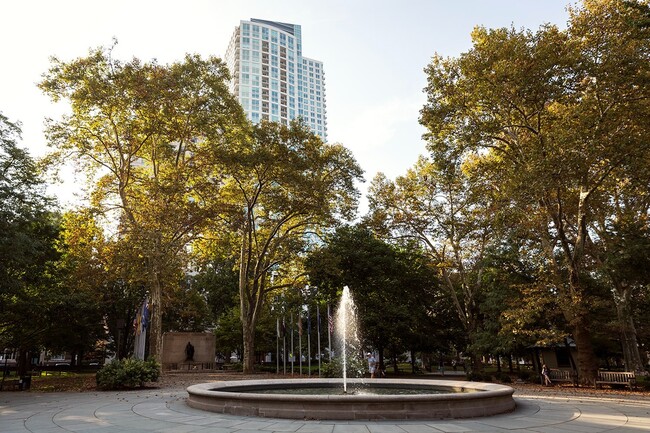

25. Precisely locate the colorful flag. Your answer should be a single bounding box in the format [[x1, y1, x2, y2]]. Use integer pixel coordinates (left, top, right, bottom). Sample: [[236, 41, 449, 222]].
[[298, 313, 303, 336], [328, 305, 334, 334]]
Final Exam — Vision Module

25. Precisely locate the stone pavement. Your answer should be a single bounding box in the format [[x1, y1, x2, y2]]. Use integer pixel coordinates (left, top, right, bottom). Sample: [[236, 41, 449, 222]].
[[1, 386, 649, 433]]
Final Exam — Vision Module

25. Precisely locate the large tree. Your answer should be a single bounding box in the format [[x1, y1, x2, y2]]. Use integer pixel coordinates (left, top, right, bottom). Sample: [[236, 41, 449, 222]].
[[368, 155, 497, 371], [39, 45, 248, 363], [206, 120, 362, 373], [419, 0, 650, 383], [306, 225, 454, 373], [0, 113, 61, 374]]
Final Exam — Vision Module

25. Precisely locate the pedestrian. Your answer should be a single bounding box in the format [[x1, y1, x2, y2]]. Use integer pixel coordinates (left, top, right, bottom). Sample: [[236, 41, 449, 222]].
[[367, 352, 377, 378], [542, 364, 552, 386]]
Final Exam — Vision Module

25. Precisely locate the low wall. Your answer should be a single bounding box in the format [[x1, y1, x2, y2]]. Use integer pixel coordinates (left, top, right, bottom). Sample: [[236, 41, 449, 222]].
[[162, 332, 215, 370]]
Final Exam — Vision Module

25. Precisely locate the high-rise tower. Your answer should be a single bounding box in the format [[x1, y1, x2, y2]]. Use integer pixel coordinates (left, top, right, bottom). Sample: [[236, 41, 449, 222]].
[[224, 18, 327, 141]]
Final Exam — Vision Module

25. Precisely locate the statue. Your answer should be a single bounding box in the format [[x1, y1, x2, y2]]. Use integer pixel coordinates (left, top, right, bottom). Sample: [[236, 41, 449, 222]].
[[185, 342, 195, 362]]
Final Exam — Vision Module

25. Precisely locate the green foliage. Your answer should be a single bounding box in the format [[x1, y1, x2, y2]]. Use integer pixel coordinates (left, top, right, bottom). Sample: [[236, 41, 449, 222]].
[[636, 375, 650, 391], [466, 371, 493, 382], [417, 0, 650, 382], [516, 370, 538, 383], [39, 43, 250, 363], [96, 358, 160, 390], [208, 119, 363, 373], [306, 225, 455, 360], [496, 372, 513, 383], [321, 356, 365, 379]]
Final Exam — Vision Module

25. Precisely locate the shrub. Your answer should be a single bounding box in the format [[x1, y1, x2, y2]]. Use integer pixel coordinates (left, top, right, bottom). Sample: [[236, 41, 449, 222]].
[[466, 371, 493, 382], [517, 370, 538, 383], [96, 358, 160, 390], [635, 375, 650, 391], [322, 356, 365, 378], [497, 372, 512, 383]]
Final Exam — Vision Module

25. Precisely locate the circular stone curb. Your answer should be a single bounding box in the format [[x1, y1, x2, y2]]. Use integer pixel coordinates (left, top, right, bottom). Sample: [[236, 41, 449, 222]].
[[186, 378, 515, 420]]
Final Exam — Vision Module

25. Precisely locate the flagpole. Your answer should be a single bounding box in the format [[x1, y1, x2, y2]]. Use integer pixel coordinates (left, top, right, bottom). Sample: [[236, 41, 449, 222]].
[[317, 304, 322, 377], [307, 307, 311, 377], [327, 304, 332, 362], [298, 310, 303, 376], [276, 317, 279, 374], [283, 316, 287, 375]]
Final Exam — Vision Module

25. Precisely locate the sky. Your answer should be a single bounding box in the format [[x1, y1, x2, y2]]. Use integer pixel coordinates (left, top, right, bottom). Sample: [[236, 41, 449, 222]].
[[1, 0, 573, 211]]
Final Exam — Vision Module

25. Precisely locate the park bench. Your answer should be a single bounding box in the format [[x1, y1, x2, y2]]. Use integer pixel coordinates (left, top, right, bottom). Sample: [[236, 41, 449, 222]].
[[0, 378, 21, 391], [548, 369, 578, 386], [596, 371, 636, 390], [0, 376, 31, 391]]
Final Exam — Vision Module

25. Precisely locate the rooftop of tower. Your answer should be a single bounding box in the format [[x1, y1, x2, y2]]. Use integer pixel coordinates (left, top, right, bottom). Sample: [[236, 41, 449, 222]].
[[250, 18, 298, 35]]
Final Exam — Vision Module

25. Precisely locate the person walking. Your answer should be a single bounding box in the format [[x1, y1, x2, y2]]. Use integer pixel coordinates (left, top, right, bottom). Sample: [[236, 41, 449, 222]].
[[541, 364, 552, 386], [367, 352, 377, 378]]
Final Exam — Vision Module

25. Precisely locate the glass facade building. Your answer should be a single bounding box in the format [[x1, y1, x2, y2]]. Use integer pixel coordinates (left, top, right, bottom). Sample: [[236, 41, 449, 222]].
[[225, 18, 327, 141]]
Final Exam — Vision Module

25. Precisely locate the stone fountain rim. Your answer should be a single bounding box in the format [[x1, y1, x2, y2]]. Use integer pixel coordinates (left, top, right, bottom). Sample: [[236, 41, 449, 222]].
[[186, 378, 514, 402]]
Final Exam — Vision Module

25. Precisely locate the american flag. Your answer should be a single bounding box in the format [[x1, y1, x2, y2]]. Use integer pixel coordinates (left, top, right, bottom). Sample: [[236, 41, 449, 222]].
[[327, 305, 334, 334]]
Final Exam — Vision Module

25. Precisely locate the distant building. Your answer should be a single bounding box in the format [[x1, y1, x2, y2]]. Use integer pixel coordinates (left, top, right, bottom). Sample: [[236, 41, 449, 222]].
[[225, 18, 327, 141]]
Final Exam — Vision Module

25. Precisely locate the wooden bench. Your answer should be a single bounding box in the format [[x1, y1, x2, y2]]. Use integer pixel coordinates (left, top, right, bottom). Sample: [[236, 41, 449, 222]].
[[596, 371, 636, 390], [0, 379, 23, 391], [547, 369, 578, 385]]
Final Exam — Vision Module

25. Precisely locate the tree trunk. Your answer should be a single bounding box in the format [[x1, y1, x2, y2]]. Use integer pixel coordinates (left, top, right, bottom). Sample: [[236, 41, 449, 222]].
[[17, 348, 28, 377], [242, 320, 256, 374], [148, 262, 163, 366], [572, 319, 599, 386], [613, 285, 644, 372]]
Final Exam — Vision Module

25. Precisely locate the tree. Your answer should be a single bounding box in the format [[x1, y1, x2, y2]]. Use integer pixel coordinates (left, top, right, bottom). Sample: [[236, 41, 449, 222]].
[[208, 120, 362, 373], [306, 225, 454, 373], [39, 44, 248, 363], [419, 0, 650, 383], [0, 112, 63, 374], [367, 155, 498, 371]]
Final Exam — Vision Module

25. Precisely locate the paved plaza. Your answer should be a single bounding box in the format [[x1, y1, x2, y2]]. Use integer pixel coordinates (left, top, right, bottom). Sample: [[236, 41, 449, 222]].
[[1, 385, 649, 433]]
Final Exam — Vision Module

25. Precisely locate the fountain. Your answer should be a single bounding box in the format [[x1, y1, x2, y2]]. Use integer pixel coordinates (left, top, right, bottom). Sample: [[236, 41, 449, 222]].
[[186, 286, 515, 420], [336, 286, 361, 393]]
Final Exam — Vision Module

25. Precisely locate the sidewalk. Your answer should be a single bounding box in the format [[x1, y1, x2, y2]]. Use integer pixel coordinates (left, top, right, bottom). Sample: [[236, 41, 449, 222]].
[[1, 384, 649, 432]]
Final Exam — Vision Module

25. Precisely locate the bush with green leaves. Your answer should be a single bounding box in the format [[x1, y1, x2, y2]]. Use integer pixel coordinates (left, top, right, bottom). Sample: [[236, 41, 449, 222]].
[[322, 356, 365, 378], [497, 372, 512, 383], [466, 371, 493, 382], [96, 358, 160, 390], [516, 370, 538, 383], [635, 374, 650, 391]]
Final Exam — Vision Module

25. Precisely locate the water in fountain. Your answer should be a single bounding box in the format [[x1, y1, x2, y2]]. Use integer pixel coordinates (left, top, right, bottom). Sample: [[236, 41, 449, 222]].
[[334, 286, 362, 392]]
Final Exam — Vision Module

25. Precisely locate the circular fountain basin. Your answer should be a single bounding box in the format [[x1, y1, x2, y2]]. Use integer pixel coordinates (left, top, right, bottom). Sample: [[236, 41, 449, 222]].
[[186, 378, 515, 420]]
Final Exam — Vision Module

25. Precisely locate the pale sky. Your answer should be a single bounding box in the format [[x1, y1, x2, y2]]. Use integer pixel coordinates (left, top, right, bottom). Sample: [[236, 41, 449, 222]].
[[1, 0, 572, 211]]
